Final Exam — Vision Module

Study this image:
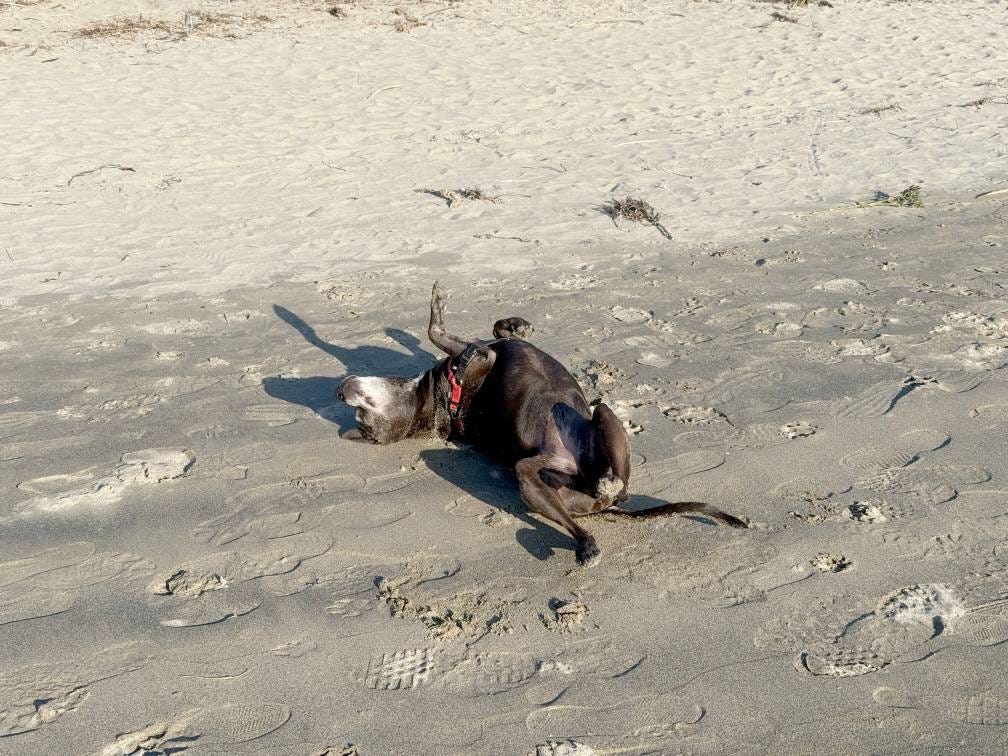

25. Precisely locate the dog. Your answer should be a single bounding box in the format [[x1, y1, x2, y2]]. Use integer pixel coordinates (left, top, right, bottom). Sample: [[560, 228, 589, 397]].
[[337, 282, 746, 565]]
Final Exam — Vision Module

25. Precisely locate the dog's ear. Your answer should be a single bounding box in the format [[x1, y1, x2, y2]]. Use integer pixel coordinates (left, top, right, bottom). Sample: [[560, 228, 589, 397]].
[[458, 346, 496, 396]]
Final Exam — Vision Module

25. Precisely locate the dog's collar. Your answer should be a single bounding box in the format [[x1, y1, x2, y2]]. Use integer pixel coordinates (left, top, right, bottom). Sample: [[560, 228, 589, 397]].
[[446, 343, 481, 432]]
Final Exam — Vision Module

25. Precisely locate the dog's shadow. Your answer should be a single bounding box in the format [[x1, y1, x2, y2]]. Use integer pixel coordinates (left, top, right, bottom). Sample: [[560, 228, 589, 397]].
[[420, 446, 576, 561], [262, 305, 437, 432]]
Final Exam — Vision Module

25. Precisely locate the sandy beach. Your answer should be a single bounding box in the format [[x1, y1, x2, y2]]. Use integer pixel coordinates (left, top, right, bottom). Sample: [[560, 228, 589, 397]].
[[2, 1, 1008, 753]]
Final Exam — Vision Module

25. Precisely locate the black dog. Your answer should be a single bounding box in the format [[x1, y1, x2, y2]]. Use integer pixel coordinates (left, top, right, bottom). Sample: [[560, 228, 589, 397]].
[[337, 282, 745, 565]]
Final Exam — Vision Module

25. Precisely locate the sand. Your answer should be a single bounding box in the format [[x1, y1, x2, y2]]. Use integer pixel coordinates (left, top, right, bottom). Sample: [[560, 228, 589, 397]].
[[2, 0, 1008, 753]]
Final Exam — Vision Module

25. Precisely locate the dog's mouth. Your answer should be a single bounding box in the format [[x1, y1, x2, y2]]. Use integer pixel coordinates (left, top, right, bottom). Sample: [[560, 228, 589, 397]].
[[354, 410, 376, 442]]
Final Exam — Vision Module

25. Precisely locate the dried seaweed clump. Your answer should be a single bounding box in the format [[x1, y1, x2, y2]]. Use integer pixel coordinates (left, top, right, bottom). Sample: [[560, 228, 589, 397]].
[[416, 187, 501, 208], [605, 196, 672, 240], [858, 184, 923, 209]]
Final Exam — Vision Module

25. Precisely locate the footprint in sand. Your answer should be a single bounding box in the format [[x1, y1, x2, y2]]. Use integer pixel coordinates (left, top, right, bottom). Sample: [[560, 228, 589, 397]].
[[675, 420, 817, 450], [159, 597, 260, 628], [969, 403, 1008, 428], [525, 688, 706, 754], [659, 404, 728, 426], [0, 543, 149, 626], [446, 494, 518, 528], [841, 428, 950, 475], [243, 403, 300, 426], [0, 589, 75, 626], [193, 486, 322, 546], [438, 651, 540, 697], [92, 703, 291, 754], [923, 369, 983, 394], [633, 449, 725, 497], [846, 497, 918, 524], [797, 584, 965, 677], [833, 378, 918, 418], [325, 597, 374, 618], [0, 642, 150, 736], [148, 532, 332, 597], [859, 463, 991, 505], [13, 448, 194, 515], [964, 694, 1008, 726], [361, 648, 437, 690]]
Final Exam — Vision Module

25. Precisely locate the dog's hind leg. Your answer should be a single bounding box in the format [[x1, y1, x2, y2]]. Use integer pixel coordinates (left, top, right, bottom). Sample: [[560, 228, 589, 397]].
[[493, 317, 534, 340], [515, 455, 600, 566], [539, 469, 614, 518], [428, 281, 473, 357]]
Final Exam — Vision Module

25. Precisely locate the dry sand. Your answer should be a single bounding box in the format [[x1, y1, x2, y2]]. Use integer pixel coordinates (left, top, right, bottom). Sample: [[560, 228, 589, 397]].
[[2, 0, 1008, 753]]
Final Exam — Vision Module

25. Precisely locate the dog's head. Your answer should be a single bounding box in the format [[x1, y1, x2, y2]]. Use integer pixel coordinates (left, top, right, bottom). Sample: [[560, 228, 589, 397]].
[[336, 372, 432, 444]]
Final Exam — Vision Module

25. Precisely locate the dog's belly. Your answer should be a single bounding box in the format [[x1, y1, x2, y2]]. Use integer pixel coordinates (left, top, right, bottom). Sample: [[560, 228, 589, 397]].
[[462, 340, 589, 463]]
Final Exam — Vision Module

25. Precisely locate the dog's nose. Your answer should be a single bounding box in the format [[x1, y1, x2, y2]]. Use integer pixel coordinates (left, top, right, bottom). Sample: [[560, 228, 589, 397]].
[[337, 376, 356, 402]]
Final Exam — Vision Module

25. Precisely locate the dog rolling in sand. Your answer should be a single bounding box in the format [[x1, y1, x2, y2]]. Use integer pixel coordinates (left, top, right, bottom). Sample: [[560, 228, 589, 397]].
[[337, 282, 746, 565]]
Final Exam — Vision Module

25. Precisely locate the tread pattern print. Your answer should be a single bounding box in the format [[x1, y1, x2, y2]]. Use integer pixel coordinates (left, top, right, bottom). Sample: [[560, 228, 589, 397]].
[[965, 694, 1008, 726], [362, 648, 435, 690], [834, 379, 917, 418], [180, 702, 292, 743]]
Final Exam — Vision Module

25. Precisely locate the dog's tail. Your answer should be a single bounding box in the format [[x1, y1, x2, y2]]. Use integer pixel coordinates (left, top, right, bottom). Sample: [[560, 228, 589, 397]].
[[603, 501, 748, 528]]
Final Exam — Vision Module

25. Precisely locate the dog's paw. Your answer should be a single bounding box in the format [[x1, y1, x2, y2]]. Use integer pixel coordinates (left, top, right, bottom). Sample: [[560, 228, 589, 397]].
[[431, 280, 449, 307], [575, 537, 601, 567], [493, 316, 534, 340], [595, 472, 625, 506]]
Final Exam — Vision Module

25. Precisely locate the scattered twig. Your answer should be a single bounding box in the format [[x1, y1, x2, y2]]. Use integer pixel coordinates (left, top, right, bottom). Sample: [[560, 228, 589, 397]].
[[473, 234, 535, 243], [956, 96, 1008, 109], [67, 164, 135, 186], [522, 164, 567, 174], [976, 187, 1008, 199], [771, 11, 799, 23], [861, 103, 902, 117], [366, 84, 401, 100], [603, 196, 673, 240]]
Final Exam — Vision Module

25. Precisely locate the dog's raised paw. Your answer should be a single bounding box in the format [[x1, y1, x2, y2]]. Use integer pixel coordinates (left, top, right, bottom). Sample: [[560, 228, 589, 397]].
[[494, 316, 535, 339]]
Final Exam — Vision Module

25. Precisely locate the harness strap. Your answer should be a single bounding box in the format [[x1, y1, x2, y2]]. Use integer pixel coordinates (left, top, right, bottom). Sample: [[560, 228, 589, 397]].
[[446, 343, 481, 432]]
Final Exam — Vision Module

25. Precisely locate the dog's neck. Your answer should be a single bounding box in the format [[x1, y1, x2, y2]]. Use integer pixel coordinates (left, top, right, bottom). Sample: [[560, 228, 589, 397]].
[[406, 365, 439, 437]]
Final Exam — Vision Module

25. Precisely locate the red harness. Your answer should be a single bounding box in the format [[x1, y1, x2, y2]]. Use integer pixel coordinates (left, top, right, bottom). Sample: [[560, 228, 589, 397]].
[[446, 360, 465, 416], [445, 343, 480, 432]]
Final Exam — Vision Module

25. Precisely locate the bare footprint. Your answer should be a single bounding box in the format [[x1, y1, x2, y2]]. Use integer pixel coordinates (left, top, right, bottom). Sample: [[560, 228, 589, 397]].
[[14, 449, 194, 515]]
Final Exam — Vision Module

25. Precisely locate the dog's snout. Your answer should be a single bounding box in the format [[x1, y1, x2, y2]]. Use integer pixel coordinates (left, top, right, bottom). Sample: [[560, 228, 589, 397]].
[[337, 376, 357, 403]]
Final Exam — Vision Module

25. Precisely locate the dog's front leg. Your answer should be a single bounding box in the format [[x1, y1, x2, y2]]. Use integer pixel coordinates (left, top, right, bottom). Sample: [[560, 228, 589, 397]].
[[428, 281, 471, 357]]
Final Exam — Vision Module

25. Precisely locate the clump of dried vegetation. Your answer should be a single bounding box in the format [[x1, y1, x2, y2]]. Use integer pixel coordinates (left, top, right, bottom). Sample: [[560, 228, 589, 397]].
[[857, 184, 924, 209], [862, 103, 902, 117], [603, 196, 673, 240], [76, 10, 272, 41], [416, 187, 501, 208], [392, 7, 425, 32]]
